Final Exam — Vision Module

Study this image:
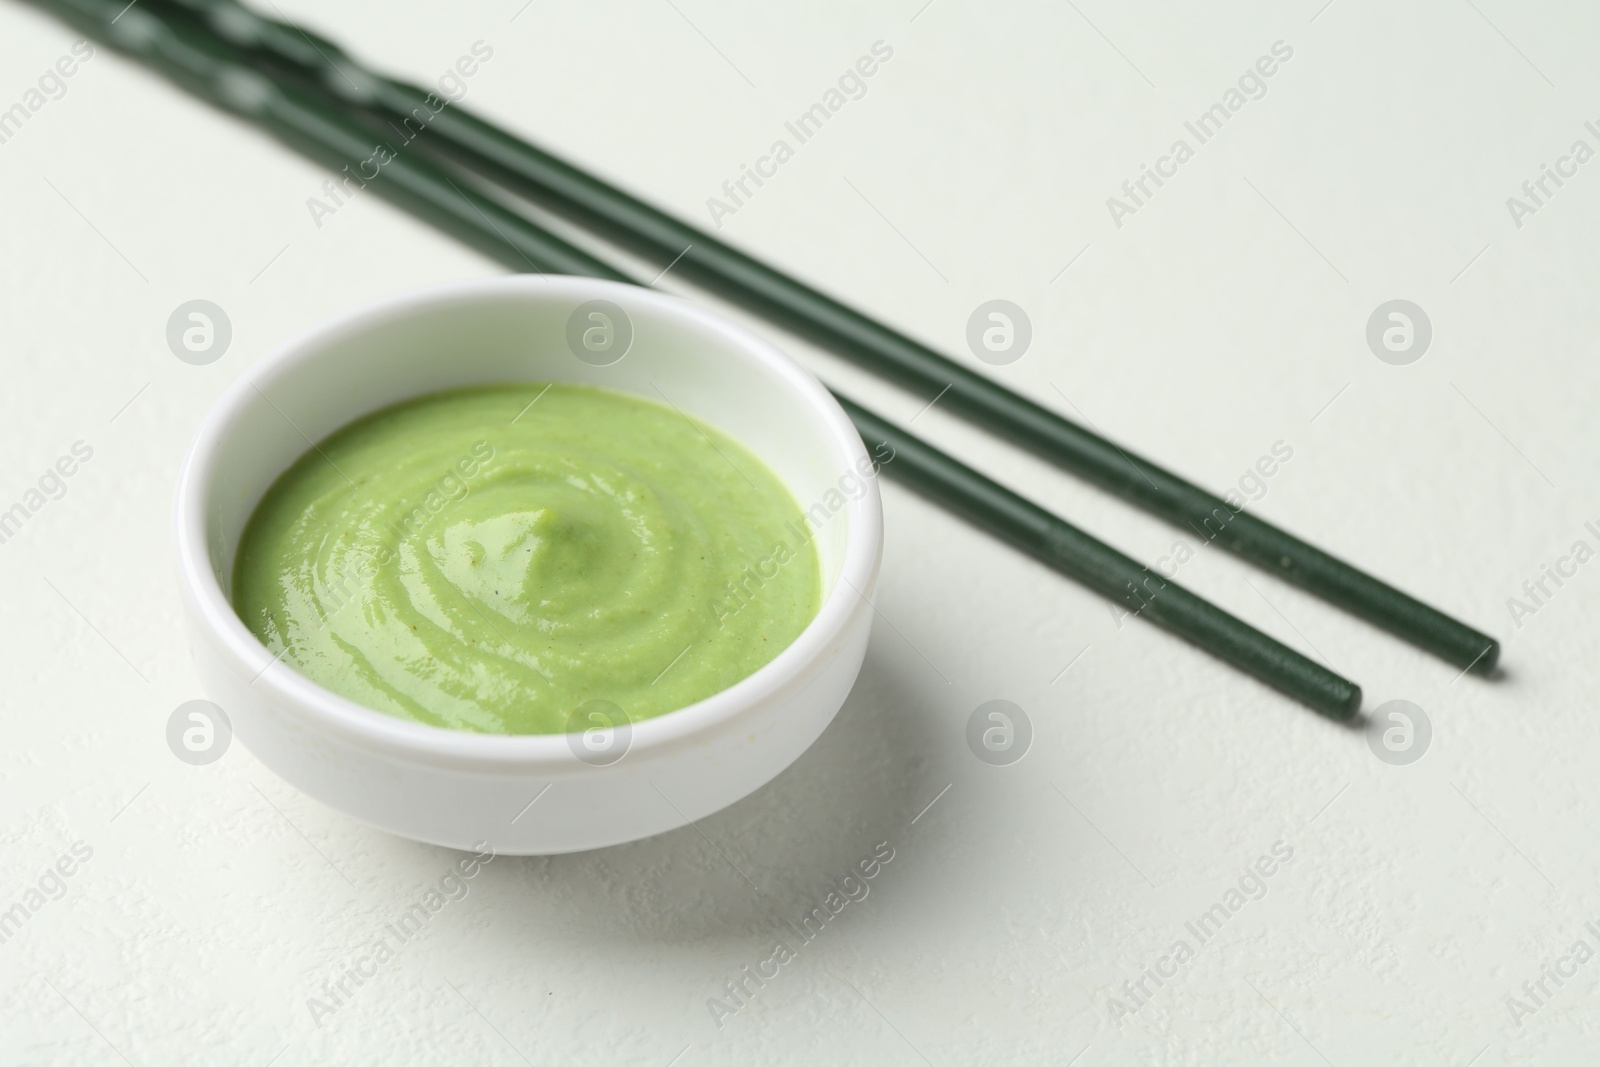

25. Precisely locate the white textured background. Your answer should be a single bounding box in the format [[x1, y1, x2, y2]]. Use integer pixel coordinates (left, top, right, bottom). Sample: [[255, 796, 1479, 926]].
[[2, 0, 1597, 1063]]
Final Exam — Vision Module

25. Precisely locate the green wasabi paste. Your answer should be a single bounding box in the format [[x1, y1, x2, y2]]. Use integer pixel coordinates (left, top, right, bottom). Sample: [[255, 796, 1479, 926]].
[[232, 383, 822, 734]]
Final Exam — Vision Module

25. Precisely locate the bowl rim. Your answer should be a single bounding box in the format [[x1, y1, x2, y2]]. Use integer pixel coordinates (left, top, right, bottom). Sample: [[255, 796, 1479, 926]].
[[174, 275, 883, 771]]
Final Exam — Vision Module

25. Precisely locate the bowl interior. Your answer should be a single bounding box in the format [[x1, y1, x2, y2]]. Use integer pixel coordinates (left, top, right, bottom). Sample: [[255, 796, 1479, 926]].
[[199, 278, 862, 616]]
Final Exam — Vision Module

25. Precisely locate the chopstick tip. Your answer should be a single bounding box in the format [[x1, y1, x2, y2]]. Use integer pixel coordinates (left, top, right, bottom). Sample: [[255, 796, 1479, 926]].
[[1472, 638, 1502, 677]]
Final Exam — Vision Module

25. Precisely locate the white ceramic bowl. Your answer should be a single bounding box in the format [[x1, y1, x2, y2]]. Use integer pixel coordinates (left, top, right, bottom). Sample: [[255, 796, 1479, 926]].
[[175, 276, 882, 854]]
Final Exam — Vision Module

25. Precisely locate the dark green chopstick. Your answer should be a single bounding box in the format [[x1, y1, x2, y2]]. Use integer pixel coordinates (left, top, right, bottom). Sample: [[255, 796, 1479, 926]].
[[839, 399, 1361, 717], [148, 0, 1499, 679], [31, 0, 1367, 718]]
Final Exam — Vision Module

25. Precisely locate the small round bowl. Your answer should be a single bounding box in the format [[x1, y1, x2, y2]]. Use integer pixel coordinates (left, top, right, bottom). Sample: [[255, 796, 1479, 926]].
[[175, 276, 882, 855]]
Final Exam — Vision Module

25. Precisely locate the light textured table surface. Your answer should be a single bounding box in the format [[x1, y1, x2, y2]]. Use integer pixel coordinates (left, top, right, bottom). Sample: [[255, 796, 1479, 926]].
[[3, 1, 1598, 1063]]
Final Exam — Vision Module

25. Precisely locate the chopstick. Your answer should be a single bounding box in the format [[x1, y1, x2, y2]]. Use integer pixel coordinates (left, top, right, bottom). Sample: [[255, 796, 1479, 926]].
[[148, 0, 1501, 681], [839, 398, 1360, 717], [31, 0, 1371, 717]]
